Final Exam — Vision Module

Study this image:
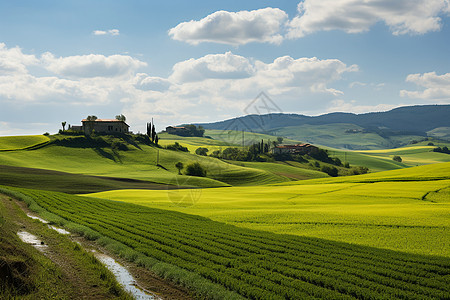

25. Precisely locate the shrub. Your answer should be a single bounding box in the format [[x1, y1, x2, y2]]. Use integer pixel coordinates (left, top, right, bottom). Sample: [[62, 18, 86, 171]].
[[393, 155, 402, 162], [195, 147, 209, 156], [165, 142, 189, 152], [185, 162, 207, 177], [321, 165, 338, 177]]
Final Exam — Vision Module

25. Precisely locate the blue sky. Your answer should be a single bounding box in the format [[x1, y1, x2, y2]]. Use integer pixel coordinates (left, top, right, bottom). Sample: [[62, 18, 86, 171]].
[[1, 0, 449, 135]]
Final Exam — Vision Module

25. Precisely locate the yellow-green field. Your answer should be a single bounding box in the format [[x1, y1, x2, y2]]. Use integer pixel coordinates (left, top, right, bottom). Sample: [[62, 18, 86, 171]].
[[87, 163, 450, 257], [0, 135, 50, 151]]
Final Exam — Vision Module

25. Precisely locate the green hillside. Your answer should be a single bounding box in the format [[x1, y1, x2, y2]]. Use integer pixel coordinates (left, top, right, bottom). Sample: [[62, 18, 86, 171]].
[[0, 135, 325, 188], [0, 135, 50, 151], [275, 123, 426, 150], [88, 163, 450, 257]]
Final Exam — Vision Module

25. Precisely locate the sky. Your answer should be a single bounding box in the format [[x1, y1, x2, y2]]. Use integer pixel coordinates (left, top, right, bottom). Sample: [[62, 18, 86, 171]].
[[0, 0, 449, 135]]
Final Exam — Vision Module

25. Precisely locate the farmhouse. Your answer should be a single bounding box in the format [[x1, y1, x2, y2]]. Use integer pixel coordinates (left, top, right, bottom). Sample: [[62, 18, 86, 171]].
[[272, 143, 318, 155], [72, 119, 130, 135], [166, 126, 188, 135]]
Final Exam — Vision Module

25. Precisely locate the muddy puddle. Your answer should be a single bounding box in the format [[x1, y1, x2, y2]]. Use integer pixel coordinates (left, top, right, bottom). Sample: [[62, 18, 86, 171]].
[[94, 252, 159, 300], [24, 213, 158, 299], [17, 231, 48, 251], [27, 213, 70, 234]]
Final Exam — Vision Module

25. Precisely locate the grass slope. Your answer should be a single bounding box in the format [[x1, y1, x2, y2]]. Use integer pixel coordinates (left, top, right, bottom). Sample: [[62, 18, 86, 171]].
[[0, 165, 189, 193], [0, 193, 131, 299], [0, 135, 326, 187], [88, 163, 450, 257], [4, 186, 449, 299], [0, 135, 50, 151]]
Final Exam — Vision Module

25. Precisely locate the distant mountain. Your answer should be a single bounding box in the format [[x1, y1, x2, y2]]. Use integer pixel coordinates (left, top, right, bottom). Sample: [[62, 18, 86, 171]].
[[194, 105, 450, 149], [196, 105, 449, 134]]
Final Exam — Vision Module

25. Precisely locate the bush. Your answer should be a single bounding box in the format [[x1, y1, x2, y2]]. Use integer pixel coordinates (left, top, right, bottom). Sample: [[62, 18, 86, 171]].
[[393, 155, 402, 162], [165, 142, 189, 152], [185, 162, 207, 177], [195, 147, 209, 156], [321, 165, 338, 177]]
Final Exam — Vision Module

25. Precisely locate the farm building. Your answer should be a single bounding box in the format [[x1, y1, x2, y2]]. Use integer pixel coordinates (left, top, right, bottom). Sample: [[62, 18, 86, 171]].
[[166, 126, 188, 135], [71, 119, 130, 135], [272, 143, 318, 155]]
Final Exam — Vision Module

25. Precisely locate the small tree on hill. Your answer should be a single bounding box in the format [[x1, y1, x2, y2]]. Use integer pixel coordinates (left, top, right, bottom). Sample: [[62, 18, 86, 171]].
[[185, 162, 207, 177], [393, 155, 402, 162], [61, 121, 66, 131], [175, 162, 184, 175], [195, 147, 209, 156]]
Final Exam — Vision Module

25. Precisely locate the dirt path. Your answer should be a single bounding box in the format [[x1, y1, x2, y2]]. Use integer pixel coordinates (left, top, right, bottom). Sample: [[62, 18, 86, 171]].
[[5, 194, 193, 300]]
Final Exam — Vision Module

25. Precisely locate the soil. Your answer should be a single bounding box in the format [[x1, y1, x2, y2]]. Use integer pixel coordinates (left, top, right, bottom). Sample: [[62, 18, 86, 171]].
[[5, 195, 194, 300]]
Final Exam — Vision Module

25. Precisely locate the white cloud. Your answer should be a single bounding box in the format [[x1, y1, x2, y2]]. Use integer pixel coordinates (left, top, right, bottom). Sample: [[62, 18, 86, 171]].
[[0, 42, 358, 135], [0, 43, 38, 75], [326, 99, 400, 114], [93, 29, 120, 36], [42, 53, 146, 78], [170, 52, 255, 83], [168, 7, 287, 45], [400, 72, 450, 101], [133, 73, 172, 92], [287, 0, 450, 38]]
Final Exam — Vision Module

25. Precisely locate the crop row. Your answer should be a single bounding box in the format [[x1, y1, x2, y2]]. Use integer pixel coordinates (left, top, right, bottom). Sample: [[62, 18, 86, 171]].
[[15, 188, 450, 299]]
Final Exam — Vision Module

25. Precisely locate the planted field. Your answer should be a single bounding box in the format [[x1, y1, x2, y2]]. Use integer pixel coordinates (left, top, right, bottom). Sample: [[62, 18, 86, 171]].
[[0, 135, 49, 151], [89, 163, 450, 257], [3, 186, 450, 299]]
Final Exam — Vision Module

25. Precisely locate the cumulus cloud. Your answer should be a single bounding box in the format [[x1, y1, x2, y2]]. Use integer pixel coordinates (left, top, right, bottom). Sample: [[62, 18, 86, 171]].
[[170, 52, 255, 83], [168, 7, 287, 45], [0, 43, 38, 74], [287, 0, 450, 38], [42, 53, 147, 78], [400, 72, 450, 101], [93, 29, 120, 36], [0, 42, 359, 135], [133, 73, 172, 92]]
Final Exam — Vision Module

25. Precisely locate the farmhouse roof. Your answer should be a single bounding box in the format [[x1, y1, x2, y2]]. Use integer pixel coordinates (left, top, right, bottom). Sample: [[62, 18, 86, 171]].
[[82, 119, 129, 127], [275, 143, 314, 149]]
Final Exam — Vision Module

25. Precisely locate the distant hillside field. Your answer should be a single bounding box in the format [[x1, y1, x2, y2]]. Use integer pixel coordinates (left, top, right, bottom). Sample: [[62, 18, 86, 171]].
[[88, 163, 450, 257], [0, 135, 50, 151], [195, 105, 450, 149]]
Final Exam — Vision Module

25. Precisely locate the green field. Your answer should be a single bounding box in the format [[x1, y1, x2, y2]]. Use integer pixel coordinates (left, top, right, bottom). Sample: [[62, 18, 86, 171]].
[[0, 135, 50, 151], [88, 163, 450, 257], [0, 135, 333, 187], [3, 186, 449, 299], [275, 123, 427, 150]]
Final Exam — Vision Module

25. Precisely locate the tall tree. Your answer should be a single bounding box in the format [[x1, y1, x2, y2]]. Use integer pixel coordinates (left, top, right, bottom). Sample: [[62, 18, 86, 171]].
[[152, 124, 156, 142], [61, 121, 66, 131]]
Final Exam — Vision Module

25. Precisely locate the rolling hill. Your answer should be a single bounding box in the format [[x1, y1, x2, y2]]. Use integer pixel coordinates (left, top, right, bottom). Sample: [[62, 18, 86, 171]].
[[194, 105, 450, 149]]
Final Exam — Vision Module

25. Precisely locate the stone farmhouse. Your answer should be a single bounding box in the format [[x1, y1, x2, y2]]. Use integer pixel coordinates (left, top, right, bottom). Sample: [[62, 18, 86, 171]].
[[71, 119, 129, 135], [272, 143, 318, 155]]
